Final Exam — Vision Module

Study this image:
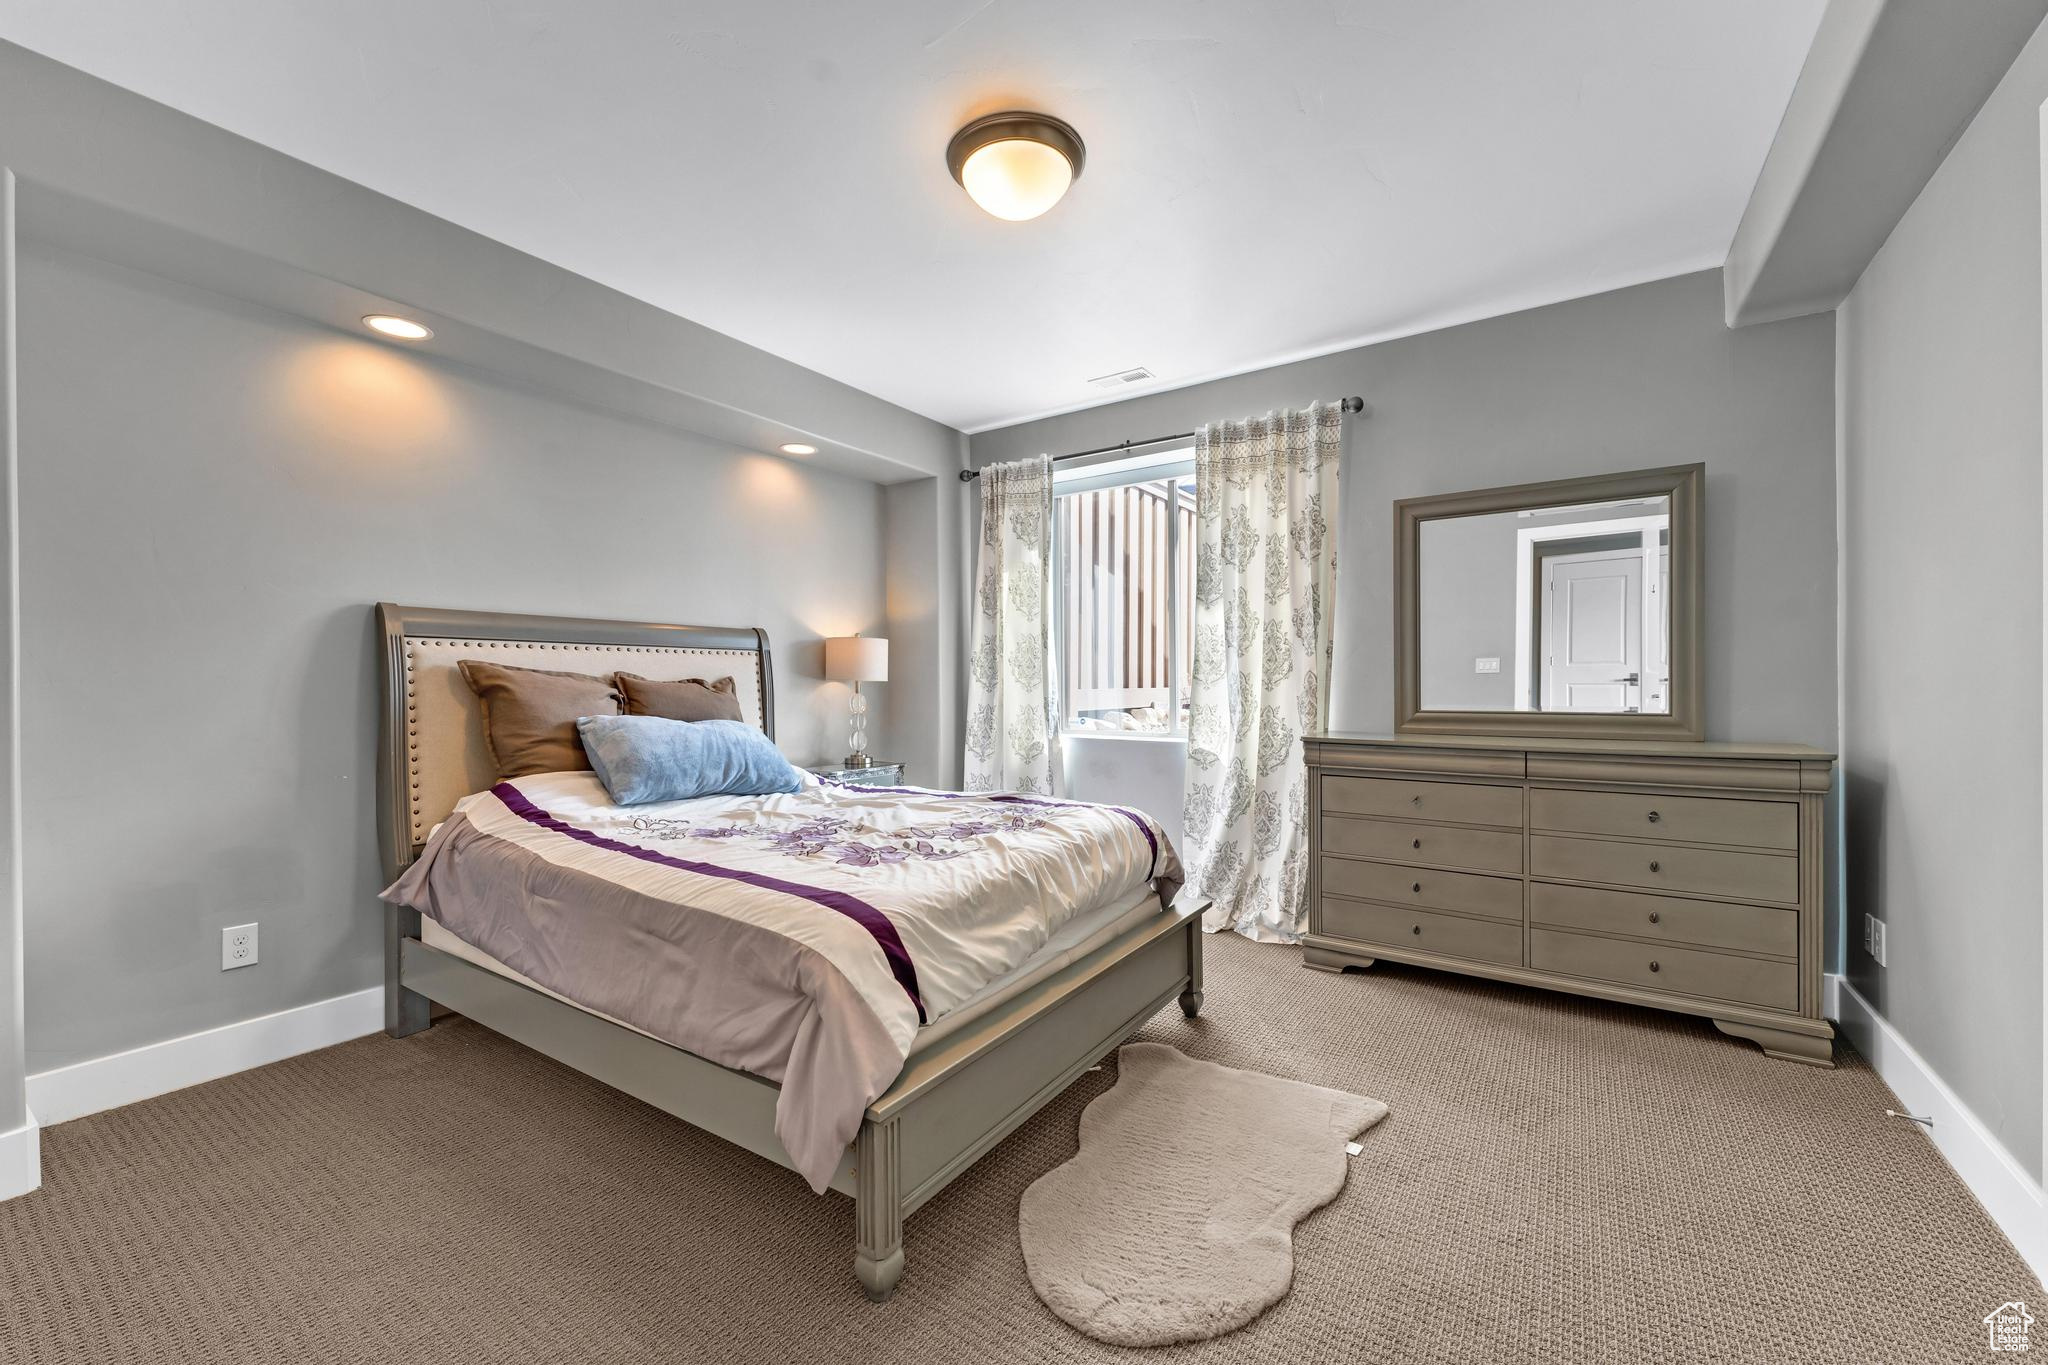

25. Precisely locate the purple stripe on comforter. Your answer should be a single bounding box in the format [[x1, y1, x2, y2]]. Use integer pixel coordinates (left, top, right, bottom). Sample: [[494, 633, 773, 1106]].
[[988, 793, 1161, 879], [494, 783, 927, 1022], [382, 806, 907, 1193]]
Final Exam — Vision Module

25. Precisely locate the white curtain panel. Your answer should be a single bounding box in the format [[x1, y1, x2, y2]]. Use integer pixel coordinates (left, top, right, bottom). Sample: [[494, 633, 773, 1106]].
[[964, 455, 1063, 795], [1182, 403, 1342, 941]]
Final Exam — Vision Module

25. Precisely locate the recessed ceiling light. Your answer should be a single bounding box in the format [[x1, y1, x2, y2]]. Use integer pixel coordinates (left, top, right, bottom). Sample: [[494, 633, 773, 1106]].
[[363, 314, 433, 341], [947, 112, 1085, 222], [779, 442, 818, 456]]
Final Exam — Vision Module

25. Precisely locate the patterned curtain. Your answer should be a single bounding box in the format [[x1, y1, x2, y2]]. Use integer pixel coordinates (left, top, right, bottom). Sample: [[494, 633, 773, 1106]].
[[964, 456, 1063, 795], [1182, 404, 1342, 941]]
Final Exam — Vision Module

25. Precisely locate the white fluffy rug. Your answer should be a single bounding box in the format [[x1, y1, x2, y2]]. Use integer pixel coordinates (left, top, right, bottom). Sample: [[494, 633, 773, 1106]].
[[1018, 1042, 1388, 1346]]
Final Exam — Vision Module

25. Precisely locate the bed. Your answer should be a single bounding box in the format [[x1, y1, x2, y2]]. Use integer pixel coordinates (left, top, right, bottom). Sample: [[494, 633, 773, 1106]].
[[374, 603, 1203, 1301]]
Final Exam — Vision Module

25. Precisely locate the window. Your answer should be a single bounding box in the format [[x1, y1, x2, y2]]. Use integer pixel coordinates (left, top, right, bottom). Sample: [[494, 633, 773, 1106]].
[[1053, 455, 1194, 735]]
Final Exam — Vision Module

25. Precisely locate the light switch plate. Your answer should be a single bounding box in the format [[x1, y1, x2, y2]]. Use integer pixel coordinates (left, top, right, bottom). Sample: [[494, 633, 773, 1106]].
[[1474, 657, 1501, 674]]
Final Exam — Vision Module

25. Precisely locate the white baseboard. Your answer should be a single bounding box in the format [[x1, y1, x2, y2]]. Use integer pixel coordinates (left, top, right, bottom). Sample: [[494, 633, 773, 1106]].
[[0, 1111, 39, 1200], [27, 986, 381, 1126], [1830, 973, 2048, 1282], [12, 970, 2046, 1287]]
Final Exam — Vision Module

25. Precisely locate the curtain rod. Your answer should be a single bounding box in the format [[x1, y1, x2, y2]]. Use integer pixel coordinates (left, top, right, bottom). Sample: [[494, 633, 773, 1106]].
[[958, 395, 1370, 482]]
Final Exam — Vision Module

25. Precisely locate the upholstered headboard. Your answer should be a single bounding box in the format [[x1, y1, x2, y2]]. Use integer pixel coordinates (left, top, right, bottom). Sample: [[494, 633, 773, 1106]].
[[376, 603, 775, 879]]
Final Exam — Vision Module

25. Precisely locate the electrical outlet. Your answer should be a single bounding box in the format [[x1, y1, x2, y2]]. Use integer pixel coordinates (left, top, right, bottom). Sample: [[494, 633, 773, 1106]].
[[1474, 657, 1501, 674], [1866, 914, 1887, 967], [221, 922, 258, 970]]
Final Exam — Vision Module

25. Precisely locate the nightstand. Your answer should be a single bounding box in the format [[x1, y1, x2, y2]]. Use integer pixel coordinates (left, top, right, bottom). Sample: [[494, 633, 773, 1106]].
[[810, 762, 906, 788]]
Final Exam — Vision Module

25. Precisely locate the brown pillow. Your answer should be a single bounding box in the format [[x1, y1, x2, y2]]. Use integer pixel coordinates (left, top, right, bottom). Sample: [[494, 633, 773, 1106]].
[[614, 672, 745, 723], [458, 660, 621, 778]]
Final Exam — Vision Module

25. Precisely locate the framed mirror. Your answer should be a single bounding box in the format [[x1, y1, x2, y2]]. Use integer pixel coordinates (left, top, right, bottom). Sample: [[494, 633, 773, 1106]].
[[1395, 463, 1702, 741]]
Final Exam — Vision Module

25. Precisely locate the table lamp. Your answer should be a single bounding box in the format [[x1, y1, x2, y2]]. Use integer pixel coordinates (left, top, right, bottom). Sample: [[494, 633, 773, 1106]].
[[824, 634, 888, 768]]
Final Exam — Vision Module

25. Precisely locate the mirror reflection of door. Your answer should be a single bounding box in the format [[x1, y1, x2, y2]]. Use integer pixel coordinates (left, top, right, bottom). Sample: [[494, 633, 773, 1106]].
[[1414, 491, 1675, 716], [1531, 527, 1671, 713], [1539, 540, 1643, 711]]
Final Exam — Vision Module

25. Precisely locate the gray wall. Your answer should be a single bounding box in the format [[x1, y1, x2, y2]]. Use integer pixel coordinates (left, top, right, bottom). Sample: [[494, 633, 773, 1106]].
[[1418, 511, 1523, 711], [972, 271, 1837, 859], [0, 41, 960, 487], [0, 40, 966, 1107], [972, 269, 1838, 751], [1837, 13, 2048, 1180], [884, 475, 967, 791], [15, 243, 890, 1073]]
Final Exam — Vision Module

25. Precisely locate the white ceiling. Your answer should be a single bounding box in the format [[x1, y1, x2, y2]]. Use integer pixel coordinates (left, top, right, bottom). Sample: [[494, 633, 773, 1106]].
[[0, 1, 1824, 433]]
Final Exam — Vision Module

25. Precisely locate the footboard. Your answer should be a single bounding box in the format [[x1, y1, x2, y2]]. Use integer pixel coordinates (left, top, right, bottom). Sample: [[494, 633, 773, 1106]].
[[390, 898, 1202, 1304], [850, 900, 1203, 1300]]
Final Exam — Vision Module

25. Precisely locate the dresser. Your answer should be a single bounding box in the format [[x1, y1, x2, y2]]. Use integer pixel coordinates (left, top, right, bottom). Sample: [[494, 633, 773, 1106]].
[[1302, 733, 1834, 1065]]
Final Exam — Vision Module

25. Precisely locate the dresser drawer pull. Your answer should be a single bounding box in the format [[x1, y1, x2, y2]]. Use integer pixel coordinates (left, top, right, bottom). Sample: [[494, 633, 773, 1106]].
[[1412, 838, 1422, 849], [1646, 810, 1661, 824], [1649, 961, 1661, 973], [1648, 911, 1661, 924], [1411, 795, 1423, 808], [1412, 882, 1422, 893], [1648, 860, 1661, 873], [1412, 924, 1422, 935]]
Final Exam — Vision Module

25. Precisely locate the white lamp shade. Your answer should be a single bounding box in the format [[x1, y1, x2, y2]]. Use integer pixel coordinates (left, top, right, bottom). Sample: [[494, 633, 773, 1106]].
[[824, 635, 888, 683]]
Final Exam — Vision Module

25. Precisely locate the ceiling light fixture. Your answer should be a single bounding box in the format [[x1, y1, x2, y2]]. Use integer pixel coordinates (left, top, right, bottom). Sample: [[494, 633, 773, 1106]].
[[779, 442, 818, 456], [946, 111, 1085, 222], [363, 314, 433, 341]]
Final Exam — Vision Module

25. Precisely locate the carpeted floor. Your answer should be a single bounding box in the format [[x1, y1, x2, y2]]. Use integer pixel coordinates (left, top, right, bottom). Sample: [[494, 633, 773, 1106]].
[[1, 935, 2035, 1364]]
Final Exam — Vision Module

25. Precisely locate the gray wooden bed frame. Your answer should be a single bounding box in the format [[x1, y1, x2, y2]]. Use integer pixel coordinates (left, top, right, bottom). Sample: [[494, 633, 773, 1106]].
[[375, 602, 1202, 1301]]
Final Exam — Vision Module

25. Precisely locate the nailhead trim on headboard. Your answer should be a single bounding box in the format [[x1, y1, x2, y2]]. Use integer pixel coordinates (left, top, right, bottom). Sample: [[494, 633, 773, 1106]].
[[403, 636, 769, 844]]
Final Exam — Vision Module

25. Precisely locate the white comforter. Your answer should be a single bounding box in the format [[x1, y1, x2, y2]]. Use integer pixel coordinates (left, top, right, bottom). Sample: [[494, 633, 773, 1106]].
[[384, 770, 1180, 1189]]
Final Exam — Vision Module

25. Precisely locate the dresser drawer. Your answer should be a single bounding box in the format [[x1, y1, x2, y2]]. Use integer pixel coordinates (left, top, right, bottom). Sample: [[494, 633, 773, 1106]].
[[1322, 776, 1522, 828], [1530, 883, 1797, 958], [1320, 815, 1523, 875], [1323, 898, 1523, 966], [1530, 929, 1798, 1011], [1321, 857, 1522, 921], [1530, 788, 1796, 851], [1529, 835, 1798, 905]]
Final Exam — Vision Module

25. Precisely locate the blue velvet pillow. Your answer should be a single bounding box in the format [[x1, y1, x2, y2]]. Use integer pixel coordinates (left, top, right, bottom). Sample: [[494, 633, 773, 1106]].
[[575, 715, 803, 806]]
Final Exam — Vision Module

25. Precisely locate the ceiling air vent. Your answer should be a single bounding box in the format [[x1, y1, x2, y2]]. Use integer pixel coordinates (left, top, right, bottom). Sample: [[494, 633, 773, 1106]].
[[1086, 367, 1155, 390]]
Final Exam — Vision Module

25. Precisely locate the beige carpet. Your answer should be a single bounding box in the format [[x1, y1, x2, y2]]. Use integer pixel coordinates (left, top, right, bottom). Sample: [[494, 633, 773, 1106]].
[[1021, 1042, 1387, 1346], [0, 935, 2036, 1364]]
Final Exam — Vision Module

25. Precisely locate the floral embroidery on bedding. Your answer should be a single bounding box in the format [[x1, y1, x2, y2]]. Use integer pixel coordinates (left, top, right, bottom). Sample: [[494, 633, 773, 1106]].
[[625, 805, 1053, 866]]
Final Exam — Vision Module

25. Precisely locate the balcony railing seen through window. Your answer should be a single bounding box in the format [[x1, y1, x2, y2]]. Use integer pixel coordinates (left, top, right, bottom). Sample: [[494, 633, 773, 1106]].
[[1057, 476, 1192, 735]]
